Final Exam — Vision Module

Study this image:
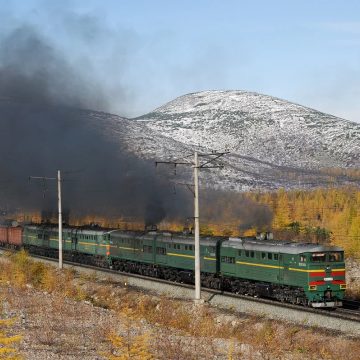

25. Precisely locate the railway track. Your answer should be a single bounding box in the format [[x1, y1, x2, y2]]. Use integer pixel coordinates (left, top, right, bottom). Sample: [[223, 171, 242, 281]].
[[2, 247, 360, 325]]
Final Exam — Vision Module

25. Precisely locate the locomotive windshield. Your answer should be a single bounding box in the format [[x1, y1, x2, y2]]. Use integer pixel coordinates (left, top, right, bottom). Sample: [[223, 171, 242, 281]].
[[310, 252, 344, 262], [329, 252, 343, 262], [310, 253, 326, 262]]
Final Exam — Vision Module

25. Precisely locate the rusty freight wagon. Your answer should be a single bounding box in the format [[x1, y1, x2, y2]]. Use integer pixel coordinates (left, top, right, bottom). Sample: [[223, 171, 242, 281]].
[[0, 220, 22, 249]]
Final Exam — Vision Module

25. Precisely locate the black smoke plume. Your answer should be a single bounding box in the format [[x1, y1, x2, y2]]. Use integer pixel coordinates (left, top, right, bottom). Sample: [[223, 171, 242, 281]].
[[0, 25, 191, 226]]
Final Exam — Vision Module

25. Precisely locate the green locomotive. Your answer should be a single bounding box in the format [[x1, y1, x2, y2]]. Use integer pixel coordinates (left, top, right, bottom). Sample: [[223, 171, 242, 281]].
[[20, 223, 346, 307], [220, 236, 345, 307]]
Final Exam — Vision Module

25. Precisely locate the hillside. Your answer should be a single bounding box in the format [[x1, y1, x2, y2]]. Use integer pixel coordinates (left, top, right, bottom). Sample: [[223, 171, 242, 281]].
[[133, 90, 360, 190], [2, 90, 360, 205]]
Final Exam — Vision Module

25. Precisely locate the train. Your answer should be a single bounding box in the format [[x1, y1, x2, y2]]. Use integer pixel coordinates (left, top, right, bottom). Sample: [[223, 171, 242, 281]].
[[0, 220, 346, 308]]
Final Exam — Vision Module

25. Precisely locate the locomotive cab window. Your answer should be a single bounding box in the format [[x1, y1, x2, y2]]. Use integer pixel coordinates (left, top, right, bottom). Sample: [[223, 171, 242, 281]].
[[311, 253, 326, 262], [329, 252, 343, 262]]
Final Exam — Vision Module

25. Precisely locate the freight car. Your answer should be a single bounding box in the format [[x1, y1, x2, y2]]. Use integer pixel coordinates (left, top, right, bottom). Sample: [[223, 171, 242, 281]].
[[1, 222, 346, 307], [0, 220, 22, 250]]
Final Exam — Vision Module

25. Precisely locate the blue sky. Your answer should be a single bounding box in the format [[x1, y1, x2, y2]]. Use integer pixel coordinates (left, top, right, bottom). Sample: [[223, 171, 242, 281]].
[[1, 0, 360, 121]]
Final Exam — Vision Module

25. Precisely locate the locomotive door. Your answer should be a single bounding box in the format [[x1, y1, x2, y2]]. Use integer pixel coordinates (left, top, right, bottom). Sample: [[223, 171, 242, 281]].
[[71, 230, 78, 252], [137, 239, 143, 260], [278, 253, 285, 284]]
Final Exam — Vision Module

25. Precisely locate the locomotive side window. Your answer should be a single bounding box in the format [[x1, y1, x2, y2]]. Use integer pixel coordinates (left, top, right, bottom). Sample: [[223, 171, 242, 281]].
[[262, 253, 266, 259], [329, 252, 343, 262], [143, 245, 153, 253], [185, 245, 188, 250], [156, 247, 166, 255], [238, 250, 242, 257], [300, 255, 307, 262], [311, 253, 326, 262], [190, 245, 193, 251], [177, 244, 180, 250], [245, 251, 249, 257], [250, 251, 254, 258], [37, 233, 42, 239], [211, 247, 216, 253], [268, 253, 272, 260], [274, 254, 279, 260], [221, 256, 235, 264]]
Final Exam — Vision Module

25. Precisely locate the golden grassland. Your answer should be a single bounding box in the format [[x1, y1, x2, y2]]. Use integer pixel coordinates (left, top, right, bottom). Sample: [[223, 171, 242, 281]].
[[0, 250, 360, 359]]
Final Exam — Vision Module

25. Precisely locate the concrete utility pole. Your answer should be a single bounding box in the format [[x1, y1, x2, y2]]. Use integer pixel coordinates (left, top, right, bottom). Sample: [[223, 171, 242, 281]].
[[58, 171, 63, 269], [29, 171, 63, 269], [194, 152, 201, 300], [156, 150, 228, 302]]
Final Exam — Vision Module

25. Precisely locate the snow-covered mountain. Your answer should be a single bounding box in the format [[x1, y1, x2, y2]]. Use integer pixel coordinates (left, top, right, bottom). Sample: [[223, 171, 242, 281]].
[[131, 90, 360, 190]]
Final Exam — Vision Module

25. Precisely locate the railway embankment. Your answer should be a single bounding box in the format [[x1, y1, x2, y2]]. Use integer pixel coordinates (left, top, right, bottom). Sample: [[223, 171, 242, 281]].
[[1, 249, 360, 359]]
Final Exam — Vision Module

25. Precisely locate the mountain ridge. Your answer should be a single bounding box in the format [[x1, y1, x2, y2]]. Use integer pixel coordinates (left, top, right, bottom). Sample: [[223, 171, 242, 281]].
[[1, 90, 359, 193], [130, 90, 360, 190]]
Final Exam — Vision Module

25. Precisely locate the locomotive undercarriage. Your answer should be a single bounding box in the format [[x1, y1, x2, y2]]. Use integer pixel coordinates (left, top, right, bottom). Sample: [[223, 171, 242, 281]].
[[111, 258, 222, 290], [23, 245, 109, 268], [222, 275, 310, 306]]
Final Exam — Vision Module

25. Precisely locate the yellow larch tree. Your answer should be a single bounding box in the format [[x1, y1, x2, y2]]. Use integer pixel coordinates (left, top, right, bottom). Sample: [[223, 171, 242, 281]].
[[0, 318, 23, 360], [100, 306, 154, 360], [273, 190, 291, 230]]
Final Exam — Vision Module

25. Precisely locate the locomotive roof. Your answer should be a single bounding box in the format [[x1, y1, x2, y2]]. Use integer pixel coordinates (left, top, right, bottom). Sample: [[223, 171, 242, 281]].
[[107, 229, 221, 246], [156, 233, 222, 247], [24, 224, 110, 235], [222, 237, 344, 254], [107, 229, 145, 238]]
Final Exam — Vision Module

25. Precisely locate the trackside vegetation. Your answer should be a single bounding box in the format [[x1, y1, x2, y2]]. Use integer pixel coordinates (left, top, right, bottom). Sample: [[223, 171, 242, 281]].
[[0, 250, 360, 358]]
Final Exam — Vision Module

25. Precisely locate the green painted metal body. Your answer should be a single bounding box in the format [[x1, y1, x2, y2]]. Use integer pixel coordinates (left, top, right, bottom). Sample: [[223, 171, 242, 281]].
[[107, 230, 222, 274], [22, 224, 110, 259], [22, 224, 346, 305], [220, 238, 346, 303]]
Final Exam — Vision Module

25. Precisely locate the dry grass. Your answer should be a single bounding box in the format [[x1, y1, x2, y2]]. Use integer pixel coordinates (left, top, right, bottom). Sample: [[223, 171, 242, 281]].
[[1, 250, 360, 359]]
